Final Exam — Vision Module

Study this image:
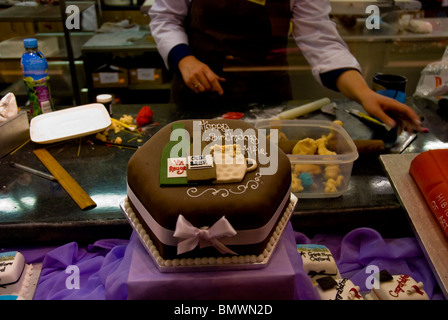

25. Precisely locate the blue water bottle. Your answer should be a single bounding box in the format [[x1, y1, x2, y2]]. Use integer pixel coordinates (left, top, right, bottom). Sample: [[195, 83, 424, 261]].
[[21, 38, 54, 118]]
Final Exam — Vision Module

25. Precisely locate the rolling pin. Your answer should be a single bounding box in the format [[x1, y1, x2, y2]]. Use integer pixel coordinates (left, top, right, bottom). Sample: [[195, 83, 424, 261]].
[[278, 98, 331, 119], [351, 139, 386, 155]]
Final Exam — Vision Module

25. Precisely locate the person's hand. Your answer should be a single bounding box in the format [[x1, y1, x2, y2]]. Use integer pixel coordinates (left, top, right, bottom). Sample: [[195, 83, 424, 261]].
[[358, 90, 428, 133], [336, 70, 428, 133], [178, 55, 225, 95]]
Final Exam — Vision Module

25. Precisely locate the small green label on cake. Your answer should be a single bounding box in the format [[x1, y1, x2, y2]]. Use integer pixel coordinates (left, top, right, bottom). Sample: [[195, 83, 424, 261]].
[[160, 123, 189, 186]]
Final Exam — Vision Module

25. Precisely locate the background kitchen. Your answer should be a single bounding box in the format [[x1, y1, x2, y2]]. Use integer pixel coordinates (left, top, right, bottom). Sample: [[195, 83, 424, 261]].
[[0, 0, 447, 107]]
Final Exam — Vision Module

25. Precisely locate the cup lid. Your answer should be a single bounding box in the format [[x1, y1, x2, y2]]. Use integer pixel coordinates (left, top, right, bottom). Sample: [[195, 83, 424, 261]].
[[96, 94, 113, 103]]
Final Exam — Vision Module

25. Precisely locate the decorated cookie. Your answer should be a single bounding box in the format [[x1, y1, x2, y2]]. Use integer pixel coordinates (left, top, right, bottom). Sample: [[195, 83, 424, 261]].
[[365, 270, 429, 300], [0, 251, 41, 300], [0, 251, 25, 285], [297, 244, 340, 282], [314, 276, 363, 300]]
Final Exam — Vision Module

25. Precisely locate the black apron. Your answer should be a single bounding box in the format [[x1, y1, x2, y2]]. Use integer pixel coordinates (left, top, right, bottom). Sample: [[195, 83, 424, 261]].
[[171, 0, 292, 110]]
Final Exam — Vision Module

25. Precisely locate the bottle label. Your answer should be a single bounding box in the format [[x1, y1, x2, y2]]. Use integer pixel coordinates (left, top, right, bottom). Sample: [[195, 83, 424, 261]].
[[24, 75, 54, 117]]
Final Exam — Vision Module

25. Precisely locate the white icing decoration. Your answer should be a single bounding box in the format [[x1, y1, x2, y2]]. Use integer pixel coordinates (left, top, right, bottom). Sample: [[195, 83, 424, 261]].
[[186, 173, 261, 198]]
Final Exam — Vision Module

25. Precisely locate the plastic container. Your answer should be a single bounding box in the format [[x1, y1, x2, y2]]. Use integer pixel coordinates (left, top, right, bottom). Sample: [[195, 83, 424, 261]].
[[30, 103, 111, 144], [21, 38, 54, 118], [255, 119, 359, 198]]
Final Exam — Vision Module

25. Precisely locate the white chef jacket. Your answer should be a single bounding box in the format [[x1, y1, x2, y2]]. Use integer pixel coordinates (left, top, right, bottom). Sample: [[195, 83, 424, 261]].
[[148, 0, 362, 86]]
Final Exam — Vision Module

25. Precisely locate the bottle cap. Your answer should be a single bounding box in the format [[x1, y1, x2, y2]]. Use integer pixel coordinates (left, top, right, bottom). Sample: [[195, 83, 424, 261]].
[[23, 38, 38, 49]]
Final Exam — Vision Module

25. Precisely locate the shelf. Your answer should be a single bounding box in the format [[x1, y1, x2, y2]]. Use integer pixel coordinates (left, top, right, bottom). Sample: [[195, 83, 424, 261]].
[[0, 32, 93, 60], [1, 75, 80, 107], [101, 4, 140, 11], [0, 1, 95, 104], [0, 1, 95, 22], [81, 28, 157, 53], [128, 82, 171, 90]]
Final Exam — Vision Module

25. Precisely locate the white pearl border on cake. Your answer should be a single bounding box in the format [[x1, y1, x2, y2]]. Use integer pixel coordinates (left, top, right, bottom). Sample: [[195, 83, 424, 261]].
[[119, 194, 297, 273]]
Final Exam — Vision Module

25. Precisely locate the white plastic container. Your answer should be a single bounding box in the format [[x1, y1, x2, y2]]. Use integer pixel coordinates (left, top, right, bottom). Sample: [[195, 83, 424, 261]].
[[30, 103, 111, 144], [255, 119, 358, 198]]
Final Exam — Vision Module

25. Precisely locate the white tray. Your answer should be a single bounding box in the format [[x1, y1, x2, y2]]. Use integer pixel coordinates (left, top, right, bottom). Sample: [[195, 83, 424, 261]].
[[30, 103, 111, 144]]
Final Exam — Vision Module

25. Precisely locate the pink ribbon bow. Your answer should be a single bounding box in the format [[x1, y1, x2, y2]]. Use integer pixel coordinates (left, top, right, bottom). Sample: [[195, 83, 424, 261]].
[[173, 215, 238, 255]]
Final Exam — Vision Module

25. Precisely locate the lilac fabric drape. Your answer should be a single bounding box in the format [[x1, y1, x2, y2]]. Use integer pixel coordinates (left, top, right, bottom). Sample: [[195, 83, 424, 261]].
[[2, 225, 443, 300], [295, 227, 444, 299], [33, 239, 130, 300]]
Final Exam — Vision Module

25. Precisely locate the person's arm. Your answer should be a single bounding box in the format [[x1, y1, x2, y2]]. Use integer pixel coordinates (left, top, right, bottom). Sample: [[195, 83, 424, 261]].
[[148, 0, 191, 69], [290, 0, 362, 84], [291, 0, 427, 133], [335, 70, 427, 133], [149, 0, 224, 94]]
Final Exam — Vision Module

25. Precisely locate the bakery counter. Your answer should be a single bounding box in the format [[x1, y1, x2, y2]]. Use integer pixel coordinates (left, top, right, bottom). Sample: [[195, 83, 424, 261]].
[[0, 97, 447, 246]]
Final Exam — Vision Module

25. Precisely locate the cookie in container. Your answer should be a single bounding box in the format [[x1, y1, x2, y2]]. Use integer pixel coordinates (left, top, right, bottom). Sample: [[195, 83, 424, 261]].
[[255, 119, 358, 198]]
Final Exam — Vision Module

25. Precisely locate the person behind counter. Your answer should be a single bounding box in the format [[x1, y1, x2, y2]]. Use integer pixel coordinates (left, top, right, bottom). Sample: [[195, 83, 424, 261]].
[[148, 0, 427, 133]]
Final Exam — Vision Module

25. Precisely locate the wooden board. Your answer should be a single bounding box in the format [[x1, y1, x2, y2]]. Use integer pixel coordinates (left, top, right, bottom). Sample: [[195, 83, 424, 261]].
[[33, 148, 96, 210]]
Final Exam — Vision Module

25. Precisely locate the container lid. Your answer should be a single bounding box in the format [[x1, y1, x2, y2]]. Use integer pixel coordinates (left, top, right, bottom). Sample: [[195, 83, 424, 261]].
[[96, 94, 113, 103], [23, 38, 38, 48]]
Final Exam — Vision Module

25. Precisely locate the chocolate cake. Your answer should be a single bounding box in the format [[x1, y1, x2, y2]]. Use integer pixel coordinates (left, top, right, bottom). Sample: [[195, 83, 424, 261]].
[[123, 119, 295, 270]]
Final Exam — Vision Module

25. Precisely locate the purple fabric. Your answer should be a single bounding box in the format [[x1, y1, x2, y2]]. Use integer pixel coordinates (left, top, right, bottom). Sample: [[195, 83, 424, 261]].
[[126, 223, 318, 300], [33, 239, 129, 300], [2, 226, 444, 300], [294, 227, 445, 300]]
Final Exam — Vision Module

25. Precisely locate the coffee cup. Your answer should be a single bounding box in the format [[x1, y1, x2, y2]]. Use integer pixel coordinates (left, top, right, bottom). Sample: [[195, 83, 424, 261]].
[[373, 73, 407, 104], [96, 94, 113, 116]]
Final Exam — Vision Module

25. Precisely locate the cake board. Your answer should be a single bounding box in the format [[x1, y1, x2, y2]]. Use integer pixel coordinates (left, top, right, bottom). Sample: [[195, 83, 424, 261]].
[[380, 153, 448, 299], [124, 222, 319, 300]]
